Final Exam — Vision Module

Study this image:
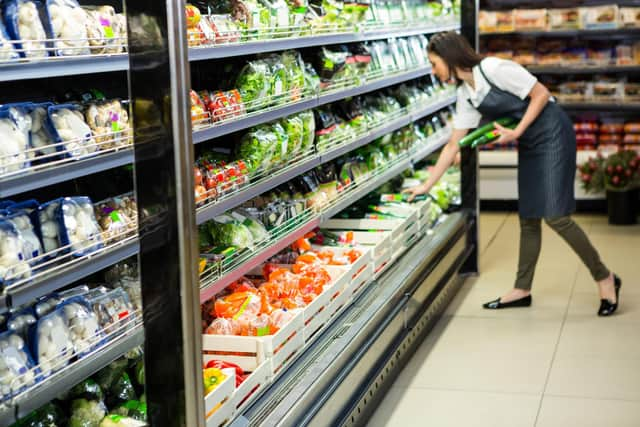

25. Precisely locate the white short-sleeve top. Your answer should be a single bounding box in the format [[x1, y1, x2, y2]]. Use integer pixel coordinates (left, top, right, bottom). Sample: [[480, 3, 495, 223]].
[[453, 57, 538, 130]]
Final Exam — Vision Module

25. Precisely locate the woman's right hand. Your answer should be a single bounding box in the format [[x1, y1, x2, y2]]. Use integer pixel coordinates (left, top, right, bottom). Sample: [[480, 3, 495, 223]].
[[402, 182, 431, 202]]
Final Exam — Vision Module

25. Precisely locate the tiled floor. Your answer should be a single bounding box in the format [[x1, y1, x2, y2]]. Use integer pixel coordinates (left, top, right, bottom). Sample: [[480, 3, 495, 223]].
[[368, 212, 640, 427]]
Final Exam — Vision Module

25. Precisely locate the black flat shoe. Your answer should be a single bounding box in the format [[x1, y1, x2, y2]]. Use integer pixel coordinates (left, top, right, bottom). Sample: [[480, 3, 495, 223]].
[[598, 274, 622, 317], [483, 295, 532, 310]]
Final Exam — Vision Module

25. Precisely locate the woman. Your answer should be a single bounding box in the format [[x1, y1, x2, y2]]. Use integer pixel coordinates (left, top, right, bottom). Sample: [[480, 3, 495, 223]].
[[404, 31, 621, 316]]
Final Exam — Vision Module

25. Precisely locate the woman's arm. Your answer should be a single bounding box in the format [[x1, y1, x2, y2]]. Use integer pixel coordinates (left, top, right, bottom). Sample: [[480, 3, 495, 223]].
[[494, 82, 550, 143], [403, 128, 468, 201]]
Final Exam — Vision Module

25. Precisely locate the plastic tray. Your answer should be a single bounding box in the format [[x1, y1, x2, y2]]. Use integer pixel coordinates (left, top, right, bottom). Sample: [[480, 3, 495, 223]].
[[205, 369, 236, 427]]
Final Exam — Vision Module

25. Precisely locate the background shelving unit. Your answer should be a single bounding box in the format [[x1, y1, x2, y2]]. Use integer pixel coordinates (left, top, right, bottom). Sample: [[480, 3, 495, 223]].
[[478, 0, 640, 207]]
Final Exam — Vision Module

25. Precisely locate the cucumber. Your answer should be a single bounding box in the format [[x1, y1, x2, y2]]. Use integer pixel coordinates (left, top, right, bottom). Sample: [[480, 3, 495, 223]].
[[470, 122, 518, 148], [458, 117, 516, 147]]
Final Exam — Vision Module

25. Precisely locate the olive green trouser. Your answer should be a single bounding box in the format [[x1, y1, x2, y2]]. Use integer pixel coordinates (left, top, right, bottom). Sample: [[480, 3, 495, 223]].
[[515, 216, 610, 291]]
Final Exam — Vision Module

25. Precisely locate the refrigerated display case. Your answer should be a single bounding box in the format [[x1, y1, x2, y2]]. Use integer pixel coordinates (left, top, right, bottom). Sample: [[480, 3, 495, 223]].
[[0, 0, 478, 426]]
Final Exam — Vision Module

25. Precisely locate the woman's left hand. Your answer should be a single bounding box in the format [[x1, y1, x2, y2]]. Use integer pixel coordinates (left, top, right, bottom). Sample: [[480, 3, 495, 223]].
[[494, 122, 521, 144]]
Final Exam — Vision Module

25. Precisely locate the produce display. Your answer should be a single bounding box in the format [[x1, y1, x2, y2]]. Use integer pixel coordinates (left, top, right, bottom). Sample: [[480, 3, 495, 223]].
[[186, 0, 458, 47], [10, 349, 146, 427], [0, 99, 132, 179]]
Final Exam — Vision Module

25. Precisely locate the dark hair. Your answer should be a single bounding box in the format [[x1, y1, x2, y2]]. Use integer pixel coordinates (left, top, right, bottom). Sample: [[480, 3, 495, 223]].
[[427, 31, 483, 80]]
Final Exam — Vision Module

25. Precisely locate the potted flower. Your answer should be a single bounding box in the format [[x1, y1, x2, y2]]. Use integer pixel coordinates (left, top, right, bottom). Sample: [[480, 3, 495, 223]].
[[579, 149, 640, 225]]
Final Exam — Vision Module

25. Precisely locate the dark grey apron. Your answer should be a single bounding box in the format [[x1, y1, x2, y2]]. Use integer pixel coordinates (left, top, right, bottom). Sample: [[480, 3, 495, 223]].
[[473, 63, 576, 219]]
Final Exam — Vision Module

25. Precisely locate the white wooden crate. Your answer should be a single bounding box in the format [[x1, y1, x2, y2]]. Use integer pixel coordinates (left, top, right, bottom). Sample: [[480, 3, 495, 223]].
[[345, 263, 375, 298], [310, 244, 373, 282], [205, 369, 235, 427], [303, 286, 332, 342], [233, 360, 271, 413], [324, 265, 352, 316]]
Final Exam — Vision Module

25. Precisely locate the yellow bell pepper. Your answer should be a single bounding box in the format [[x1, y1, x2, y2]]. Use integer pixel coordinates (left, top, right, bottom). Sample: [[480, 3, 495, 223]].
[[203, 368, 226, 395], [199, 258, 207, 275]]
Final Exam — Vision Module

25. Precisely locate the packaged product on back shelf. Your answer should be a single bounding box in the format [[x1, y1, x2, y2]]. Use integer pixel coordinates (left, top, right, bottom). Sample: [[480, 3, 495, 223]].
[[478, 10, 514, 34], [93, 193, 138, 241], [513, 9, 548, 31], [620, 7, 640, 28], [84, 5, 127, 54], [548, 8, 580, 30], [580, 5, 619, 30], [592, 79, 624, 101]]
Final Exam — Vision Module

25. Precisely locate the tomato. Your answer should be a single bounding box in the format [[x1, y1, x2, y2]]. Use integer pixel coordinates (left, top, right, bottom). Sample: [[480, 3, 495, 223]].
[[195, 185, 207, 204], [194, 166, 203, 186]]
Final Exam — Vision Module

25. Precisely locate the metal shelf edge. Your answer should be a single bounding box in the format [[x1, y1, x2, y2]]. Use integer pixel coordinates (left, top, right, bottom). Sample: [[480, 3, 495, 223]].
[[7, 239, 140, 310], [409, 95, 457, 122], [195, 156, 322, 224], [199, 218, 321, 302], [0, 149, 134, 198], [1, 327, 144, 425], [0, 55, 129, 82]]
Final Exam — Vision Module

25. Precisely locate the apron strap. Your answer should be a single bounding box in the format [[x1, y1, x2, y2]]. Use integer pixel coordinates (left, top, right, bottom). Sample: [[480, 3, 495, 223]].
[[477, 62, 498, 90]]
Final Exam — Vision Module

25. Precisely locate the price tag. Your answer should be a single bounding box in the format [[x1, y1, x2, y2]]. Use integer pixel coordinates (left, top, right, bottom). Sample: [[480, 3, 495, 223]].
[[110, 210, 122, 222], [100, 18, 115, 38], [256, 325, 270, 336]]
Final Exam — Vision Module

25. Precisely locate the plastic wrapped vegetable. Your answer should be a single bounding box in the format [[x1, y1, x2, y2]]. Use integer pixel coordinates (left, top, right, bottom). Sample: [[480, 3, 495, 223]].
[[266, 55, 288, 102], [0, 108, 30, 176], [316, 47, 348, 82], [31, 308, 73, 377], [106, 372, 136, 408], [267, 122, 289, 165], [28, 102, 56, 161], [3, 0, 49, 58], [69, 399, 107, 427], [280, 115, 303, 157], [85, 100, 131, 150], [230, 209, 270, 242], [2, 202, 43, 260], [94, 194, 137, 241], [69, 378, 104, 401], [303, 62, 321, 93], [47, 104, 98, 159], [0, 331, 38, 401], [110, 400, 147, 422], [86, 287, 133, 335], [282, 50, 306, 99], [46, 0, 90, 56], [207, 216, 255, 249], [10, 402, 65, 427], [298, 110, 315, 152], [0, 19, 18, 60], [236, 59, 271, 111], [59, 296, 102, 356], [83, 5, 122, 54], [0, 219, 31, 286], [237, 127, 277, 172], [96, 357, 128, 391], [7, 307, 37, 340], [99, 415, 146, 427]]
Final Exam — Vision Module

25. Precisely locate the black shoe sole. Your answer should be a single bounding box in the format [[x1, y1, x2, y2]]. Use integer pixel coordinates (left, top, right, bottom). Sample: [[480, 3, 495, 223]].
[[483, 295, 532, 310]]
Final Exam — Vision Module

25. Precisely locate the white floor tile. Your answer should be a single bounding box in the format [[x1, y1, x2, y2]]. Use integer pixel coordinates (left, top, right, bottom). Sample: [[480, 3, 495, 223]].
[[536, 396, 640, 427]]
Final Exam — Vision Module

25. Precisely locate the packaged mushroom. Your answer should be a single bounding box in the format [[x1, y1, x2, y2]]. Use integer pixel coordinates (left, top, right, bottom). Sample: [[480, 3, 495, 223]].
[[7, 307, 37, 340], [59, 296, 103, 357], [46, 104, 98, 159], [33, 294, 61, 318], [0, 330, 38, 402], [94, 193, 137, 241], [0, 19, 18, 61], [84, 99, 131, 150], [30, 308, 73, 377], [2, 200, 43, 260], [36, 197, 104, 258], [86, 287, 133, 335], [28, 102, 57, 162], [83, 6, 124, 54], [0, 219, 31, 287], [2, 0, 50, 59], [0, 108, 30, 176], [46, 0, 91, 56]]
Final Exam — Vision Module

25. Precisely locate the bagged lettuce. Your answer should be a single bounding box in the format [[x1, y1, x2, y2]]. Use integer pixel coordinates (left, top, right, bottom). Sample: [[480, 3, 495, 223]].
[[236, 59, 271, 111], [237, 127, 277, 172]]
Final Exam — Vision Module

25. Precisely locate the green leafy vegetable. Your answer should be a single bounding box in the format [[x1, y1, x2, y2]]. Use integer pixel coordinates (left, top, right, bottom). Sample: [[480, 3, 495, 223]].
[[69, 399, 107, 427]]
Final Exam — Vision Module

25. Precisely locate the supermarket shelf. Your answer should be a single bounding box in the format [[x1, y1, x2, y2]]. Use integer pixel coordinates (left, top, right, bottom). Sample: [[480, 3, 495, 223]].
[[195, 156, 322, 224], [410, 130, 451, 163], [317, 65, 433, 105], [2, 237, 139, 313], [527, 64, 640, 74], [0, 326, 144, 426], [0, 148, 134, 198], [0, 54, 129, 82], [192, 98, 318, 143], [188, 24, 459, 61], [480, 27, 640, 38], [559, 102, 640, 111], [194, 97, 456, 223]]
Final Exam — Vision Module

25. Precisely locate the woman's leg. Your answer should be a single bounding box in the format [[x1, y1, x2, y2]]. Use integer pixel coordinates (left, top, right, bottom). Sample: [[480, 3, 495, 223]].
[[543, 216, 615, 301], [495, 217, 542, 304]]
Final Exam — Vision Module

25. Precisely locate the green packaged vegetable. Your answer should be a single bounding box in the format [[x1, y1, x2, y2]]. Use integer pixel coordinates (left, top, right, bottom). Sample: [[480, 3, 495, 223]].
[[134, 360, 144, 387], [266, 56, 289, 102], [268, 122, 290, 164], [69, 399, 107, 427], [106, 373, 137, 409], [298, 110, 316, 152], [236, 60, 271, 111], [208, 217, 255, 249], [69, 379, 104, 402], [111, 400, 147, 421], [303, 62, 321, 93], [238, 127, 278, 172], [99, 415, 146, 427], [95, 358, 129, 392], [280, 115, 304, 157], [282, 51, 306, 98]]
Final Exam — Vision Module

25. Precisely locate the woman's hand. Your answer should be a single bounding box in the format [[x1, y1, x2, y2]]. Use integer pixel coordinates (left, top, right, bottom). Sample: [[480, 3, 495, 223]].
[[402, 183, 431, 202], [494, 122, 522, 144]]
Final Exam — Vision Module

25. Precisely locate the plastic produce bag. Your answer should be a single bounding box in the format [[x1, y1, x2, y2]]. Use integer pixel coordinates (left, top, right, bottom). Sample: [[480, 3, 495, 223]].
[[69, 398, 107, 427], [47, 0, 91, 56], [85, 99, 131, 150], [237, 127, 277, 172], [298, 110, 315, 152], [316, 47, 348, 81], [94, 194, 137, 242], [266, 55, 288, 101], [230, 209, 270, 242], [0, 108, 30, 176], [236, 59, 271, 111], [0, 19, 18, 60], [9, 402, 65, 426], [2, 205, 43, 260], [69, 378, 104, 401], [207, 216, 255, 249], [95, 357, 128, 391], [0, 219, 31, 287], [59, 296, 103, 356], [0, 331, 38, 402], [267, 122, 289, 165], [282, 50, 306, 99], [86, 287, 133, 335], [105, 372, 136, 408], [83, 5, 123, 54], [28, 102, 56, 161], [280, 115, 303, 157], [30, 308, 73, 376], [47, 104, 98, 159], [3, 0, 49, 58], [99, 415, 146, 427], [7, 307, 37, 340]]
